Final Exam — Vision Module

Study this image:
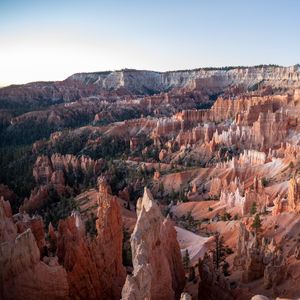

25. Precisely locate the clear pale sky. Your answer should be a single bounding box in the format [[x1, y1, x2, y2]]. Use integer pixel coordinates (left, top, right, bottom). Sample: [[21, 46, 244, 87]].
[[0, 0, 300, 86]]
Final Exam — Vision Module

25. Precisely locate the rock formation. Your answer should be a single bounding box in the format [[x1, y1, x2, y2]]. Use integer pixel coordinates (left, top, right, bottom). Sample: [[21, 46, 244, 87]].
[[33, 154, 104, 186], [273, 176, 300, 215], [21, 154, 106, 213], [1, 177, 127, 300], [287, 176, 300, 212], [180, 293, 192, 300], [20, 185, 49, 213], [122, 187, 185, 300], [57, 180, 126, 300], [233, 222, 286, 288], [198, 253, 233, 300], [3, 65, 300, 299], [2, 65, 300, 107], [0, 198, 70, 300]]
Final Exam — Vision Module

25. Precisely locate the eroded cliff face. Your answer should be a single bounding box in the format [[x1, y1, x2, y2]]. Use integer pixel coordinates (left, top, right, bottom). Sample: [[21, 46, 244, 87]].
[[68, 65, 300, 95], [122, 187, 185, 300], [233, 223, 286, 288], [155, 92, 297, 154], [2, 65, 300, 109], [0, 198, 70, 300], [57, 180, 126, 300], [33, 154, 104, 186], [273, 176, 300, 215], [20, 154, 105, 213], [1, 178, 127, 300]]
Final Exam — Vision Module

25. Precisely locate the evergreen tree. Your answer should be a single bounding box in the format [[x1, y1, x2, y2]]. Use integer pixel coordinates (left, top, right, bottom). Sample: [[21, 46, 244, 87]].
[[252, 213, 262, 233], [158, 182, 164, 197], [122, 228, 133, 267], [188, 266, 195, 282], [222, 261, 230, 277], [211, 232, 231, 276], [250, 202, 257, 215], [212, 232, 226, 269], [169, 188, 176, 201], [183, 249, 190, 271]]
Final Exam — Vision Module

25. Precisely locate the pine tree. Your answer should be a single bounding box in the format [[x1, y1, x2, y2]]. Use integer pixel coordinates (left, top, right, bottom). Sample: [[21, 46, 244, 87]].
[[158, 182, 164, 197], [252, 213, 262, 233], [222, 261, 230, 277], [212, 232, 226, 269], [188, 266, 195, 282], [250, 202, 257, 215], [169, 188, 176, 201], [183, 249, 190, 271], [211, 232, 231, 276]]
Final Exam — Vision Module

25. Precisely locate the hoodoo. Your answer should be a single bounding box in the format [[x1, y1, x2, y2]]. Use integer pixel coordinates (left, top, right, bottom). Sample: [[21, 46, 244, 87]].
[[122, 188, 185, 300]]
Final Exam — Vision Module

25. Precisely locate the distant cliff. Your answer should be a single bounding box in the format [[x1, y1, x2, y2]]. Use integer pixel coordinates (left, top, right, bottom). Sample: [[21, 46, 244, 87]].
[[1, 65, 300, 106], [68, 65, 300, 93]]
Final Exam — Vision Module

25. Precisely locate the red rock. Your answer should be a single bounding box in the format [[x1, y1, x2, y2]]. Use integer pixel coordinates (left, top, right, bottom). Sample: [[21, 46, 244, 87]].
[[0, 185, 17, 207], [20, 185, 49, 213], [0, 197, 17, 243], [48, 222, 57, 244], [122, 188, 185, 300], [287, 177, 300, 212], [0, 198, 69, 300], [15, 215, 46, 254], [57, 181, 125, 300], [233, 222, 286, 286], [161, 217, 186, 299], [118, 187, 130, 202]]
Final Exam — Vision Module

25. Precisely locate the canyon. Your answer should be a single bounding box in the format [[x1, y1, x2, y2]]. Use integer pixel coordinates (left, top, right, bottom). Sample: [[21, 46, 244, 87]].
[[1, 65, 300, 299]]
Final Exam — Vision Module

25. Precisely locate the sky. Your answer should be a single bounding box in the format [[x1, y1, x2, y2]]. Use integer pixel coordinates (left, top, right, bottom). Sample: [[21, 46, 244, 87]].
[[0, 0, 300, 86]]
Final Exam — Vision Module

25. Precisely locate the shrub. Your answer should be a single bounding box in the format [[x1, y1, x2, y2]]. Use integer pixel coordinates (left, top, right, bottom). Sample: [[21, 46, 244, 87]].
[[250, 202, 257, 215], [261, 177, 269, 187]]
